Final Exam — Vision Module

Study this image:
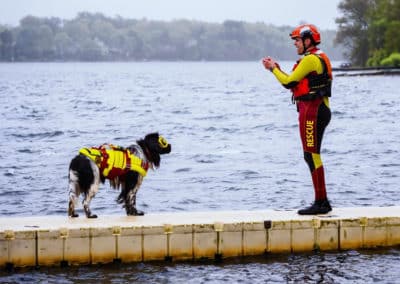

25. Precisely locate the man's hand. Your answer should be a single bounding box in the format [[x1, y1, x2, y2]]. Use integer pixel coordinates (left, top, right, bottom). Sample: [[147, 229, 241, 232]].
[[262, 56, 277, 71]]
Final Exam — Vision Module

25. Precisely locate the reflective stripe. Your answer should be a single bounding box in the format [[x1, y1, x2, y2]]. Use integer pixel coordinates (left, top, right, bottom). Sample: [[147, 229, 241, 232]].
[[311, 153, 323, 169]]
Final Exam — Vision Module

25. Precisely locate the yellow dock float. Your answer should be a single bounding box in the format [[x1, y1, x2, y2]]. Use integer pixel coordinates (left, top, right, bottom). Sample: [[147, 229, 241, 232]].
[[1, 206, 400, 269]]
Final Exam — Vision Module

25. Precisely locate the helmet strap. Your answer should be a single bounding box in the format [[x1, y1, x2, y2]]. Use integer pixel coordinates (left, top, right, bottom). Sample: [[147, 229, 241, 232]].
[[301, 39, 308, 55], [302, 38, 314, 54]]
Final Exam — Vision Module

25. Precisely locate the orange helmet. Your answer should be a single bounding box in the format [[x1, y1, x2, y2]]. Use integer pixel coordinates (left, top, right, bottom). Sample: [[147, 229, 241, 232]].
[[290, 24, 321, 45]]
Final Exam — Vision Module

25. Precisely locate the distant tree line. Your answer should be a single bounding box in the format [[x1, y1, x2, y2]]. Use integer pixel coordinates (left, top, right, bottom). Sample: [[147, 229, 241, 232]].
[[0, 12, 343, 62], [336, 0, 400, 67]]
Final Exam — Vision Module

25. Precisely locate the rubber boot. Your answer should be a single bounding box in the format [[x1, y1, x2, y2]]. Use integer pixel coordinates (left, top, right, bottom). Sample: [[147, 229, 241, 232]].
[[298, 199, 332, 215]]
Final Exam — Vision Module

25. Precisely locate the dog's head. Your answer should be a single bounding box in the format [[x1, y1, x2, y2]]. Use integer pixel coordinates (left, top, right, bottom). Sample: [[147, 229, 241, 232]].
[[136, 133, 171, 167]]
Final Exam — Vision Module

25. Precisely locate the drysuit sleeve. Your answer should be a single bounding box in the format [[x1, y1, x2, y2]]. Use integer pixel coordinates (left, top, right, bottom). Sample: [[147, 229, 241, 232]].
[[271, 55, 323, 89]]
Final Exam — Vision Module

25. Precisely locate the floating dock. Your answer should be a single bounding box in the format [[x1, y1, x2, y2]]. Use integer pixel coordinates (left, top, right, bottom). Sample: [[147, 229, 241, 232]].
[[1, 207, 400, 269], [332, 66, 400, 76]]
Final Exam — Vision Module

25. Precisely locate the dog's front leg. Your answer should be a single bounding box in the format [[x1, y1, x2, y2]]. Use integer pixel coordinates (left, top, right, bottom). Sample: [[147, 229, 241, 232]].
[[126, 188, 144, 216]]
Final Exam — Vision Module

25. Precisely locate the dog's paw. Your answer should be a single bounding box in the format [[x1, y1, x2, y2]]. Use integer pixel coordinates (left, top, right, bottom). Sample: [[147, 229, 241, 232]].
[[69, 213, 79, 218], [127, 209, 144, 216], [88, 214, 98, 218]]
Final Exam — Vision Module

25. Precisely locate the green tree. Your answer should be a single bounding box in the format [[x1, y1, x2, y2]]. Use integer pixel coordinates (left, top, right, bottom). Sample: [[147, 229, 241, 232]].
[[78, 38, 107, 61], [380, 52, 400, 67], [2, 12, 344, 62], [54, 32, 76, 60], [14, 16, 56, 60], [63, 20, 91, 42], [335, 0, 373, 66], [337, 0, 400, 66], [0, 29, 14, 61], [368, 0, 400, 66]]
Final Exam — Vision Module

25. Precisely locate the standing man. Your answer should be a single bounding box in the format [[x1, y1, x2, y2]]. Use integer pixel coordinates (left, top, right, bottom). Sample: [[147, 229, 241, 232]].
[[262, 24, 332, 215]]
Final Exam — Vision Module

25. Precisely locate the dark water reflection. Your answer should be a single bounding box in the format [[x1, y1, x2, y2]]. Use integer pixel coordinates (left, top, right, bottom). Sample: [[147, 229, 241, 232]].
[[1, 249, 400, 283]]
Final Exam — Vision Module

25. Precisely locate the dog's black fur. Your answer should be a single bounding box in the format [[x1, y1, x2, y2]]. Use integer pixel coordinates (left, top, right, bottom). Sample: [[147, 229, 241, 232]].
[[68, 133, 171, 218]]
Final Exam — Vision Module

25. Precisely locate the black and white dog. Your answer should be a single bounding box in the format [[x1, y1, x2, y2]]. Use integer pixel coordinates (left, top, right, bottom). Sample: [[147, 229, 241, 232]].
[[68, 133, 171, 218]]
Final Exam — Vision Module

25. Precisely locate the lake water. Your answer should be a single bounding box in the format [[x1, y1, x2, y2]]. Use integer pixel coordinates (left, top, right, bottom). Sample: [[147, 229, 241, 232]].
[[0, 62, 399, 283]]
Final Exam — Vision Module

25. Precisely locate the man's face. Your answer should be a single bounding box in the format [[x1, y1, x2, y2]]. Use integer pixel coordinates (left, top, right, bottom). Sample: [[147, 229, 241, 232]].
[[293, 37, 304, 55]]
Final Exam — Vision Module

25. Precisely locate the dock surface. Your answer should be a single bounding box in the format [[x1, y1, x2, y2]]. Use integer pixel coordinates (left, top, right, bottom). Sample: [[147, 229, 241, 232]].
[[1, 206, 400, 268]]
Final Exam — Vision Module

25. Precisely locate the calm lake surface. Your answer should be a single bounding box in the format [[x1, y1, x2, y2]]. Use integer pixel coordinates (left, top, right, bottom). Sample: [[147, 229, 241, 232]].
[[0, 62, 399, 283]]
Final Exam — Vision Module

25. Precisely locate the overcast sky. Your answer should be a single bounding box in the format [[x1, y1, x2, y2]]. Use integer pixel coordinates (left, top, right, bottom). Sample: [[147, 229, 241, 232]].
[[1, 0, 342, 30]]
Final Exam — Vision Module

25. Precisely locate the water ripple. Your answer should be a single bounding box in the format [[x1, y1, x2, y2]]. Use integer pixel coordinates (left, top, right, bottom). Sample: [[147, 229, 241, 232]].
[[11, 130, 64, 139]]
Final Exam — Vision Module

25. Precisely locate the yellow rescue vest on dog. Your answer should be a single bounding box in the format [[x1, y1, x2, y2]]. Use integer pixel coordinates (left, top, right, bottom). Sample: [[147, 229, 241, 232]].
[[79, 144, 148, 178]]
